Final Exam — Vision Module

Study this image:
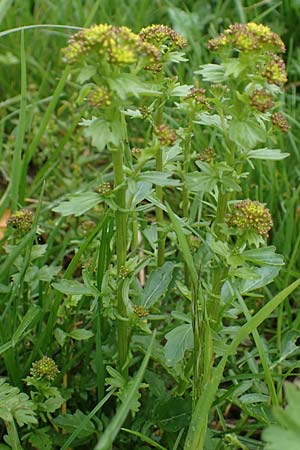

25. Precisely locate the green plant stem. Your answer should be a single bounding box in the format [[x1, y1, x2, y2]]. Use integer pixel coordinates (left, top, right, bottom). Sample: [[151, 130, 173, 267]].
[[5, 420, 22, 450], [156, 146, 165, 267], [155, 81, 165, 267], [111, 145, 128, 377], [95, 214, 110, 401], [182, 121, 193, 283], [182, 121, 193, 220]]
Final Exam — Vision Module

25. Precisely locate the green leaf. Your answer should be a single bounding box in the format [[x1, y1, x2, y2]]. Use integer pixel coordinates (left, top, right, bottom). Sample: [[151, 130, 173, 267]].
[[42, 395, 65, 413], [138, 171, 180, 187], [141, 262, 174, 308], [28, 429, 53, 450], [68, 329, 94, 341], [164, 324, 193, 367], [52, 279, 98, 296], [262, 383, 300, 450], [248, 148, 289, 160], [194, 112, 223, 129], [108, 74, 161, 99], [242, 246, 284, 266], [54, 410, 95, 438], [239, 265, 282, 293], [186, 171, 217, 193], [38, 265, 61, 282], [170, 84, 193, 96], [80, 117, 122, 151], [195, 64, 225, 82], [128, 181, 153, 208], [0, 379, 37, 427], [52, 192, 101, 216], [76, 66, 96, 84], [155, 397, 191, 432], [228, 119, 266, 149]]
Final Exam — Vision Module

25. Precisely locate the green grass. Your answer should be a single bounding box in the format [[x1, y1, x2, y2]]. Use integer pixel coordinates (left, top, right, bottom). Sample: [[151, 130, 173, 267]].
[[1, 1, 300, 449]]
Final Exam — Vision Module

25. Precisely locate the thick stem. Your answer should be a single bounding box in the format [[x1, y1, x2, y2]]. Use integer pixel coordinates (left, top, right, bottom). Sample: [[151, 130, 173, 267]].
[[111, 146, 128, 376]]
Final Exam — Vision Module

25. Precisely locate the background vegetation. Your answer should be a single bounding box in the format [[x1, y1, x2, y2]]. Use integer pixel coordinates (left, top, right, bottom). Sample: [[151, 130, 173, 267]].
[[0, 1, 300, 449]]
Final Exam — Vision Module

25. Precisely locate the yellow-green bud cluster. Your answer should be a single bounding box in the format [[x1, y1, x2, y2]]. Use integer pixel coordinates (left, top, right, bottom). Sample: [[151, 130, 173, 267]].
[[227, 200, 273, 237], [139, 24, 187, 50], [262, 54, 288, 86], [208, 23, 285, 53], [184, 87, 211, 109], [30, 356, 59, 382], [155, 124, 177, 147], [96, 182, 112, 195], [249, 88, 274, 112], [139, 106, 152, 119], [7, 209, 34, 233], [197, 147, 216, 164], [133, 304, 148, 318], [88, 86, 111, 108], [64, 24, 160, 67], [119, 265, 129, 280], [271, 112, 290, 132]]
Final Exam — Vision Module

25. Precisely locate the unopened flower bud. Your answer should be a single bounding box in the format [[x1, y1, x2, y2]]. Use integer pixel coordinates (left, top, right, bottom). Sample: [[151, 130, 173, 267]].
[[133, 304, 148, 318]]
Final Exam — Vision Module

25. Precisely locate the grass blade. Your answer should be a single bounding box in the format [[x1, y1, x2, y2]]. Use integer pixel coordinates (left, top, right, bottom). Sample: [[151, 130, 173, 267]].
[[94, 331, 156, 450], [10, 30, 26, 211], [184, 278, 300, 449]]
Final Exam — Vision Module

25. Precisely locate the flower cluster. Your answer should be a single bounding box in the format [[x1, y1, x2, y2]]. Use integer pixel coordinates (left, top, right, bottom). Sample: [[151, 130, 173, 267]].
[[133, 304, 148, 318], [155, 124, 177, 146], [208, 23, 285, 53], [30, 356, 59, 382], [64, 24, 160, 67], [249, 88, 274, 112], [7, 209, 34, 233], [271, 112, 290, 132], [227, 200, 273, 237], [88, 86, 111, 108], [139, 24, 187, 50], [262, 54, 288, 86], [197, 147, 216, 164], [184, 87, 211, 109]]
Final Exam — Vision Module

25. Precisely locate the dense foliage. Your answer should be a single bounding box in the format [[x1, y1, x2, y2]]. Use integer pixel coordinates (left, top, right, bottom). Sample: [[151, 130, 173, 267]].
[[0, 1, 300, 449]]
